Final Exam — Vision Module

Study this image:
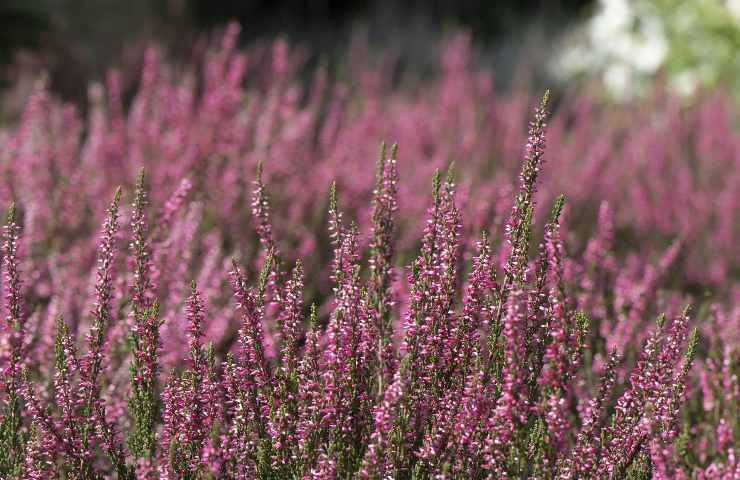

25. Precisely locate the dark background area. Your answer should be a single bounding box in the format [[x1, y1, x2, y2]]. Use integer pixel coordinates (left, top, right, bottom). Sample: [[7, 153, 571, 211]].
[[0, 0, 594, 105]]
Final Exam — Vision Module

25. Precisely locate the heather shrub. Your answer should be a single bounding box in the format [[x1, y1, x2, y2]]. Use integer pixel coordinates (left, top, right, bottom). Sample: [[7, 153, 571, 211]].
[[0, 23, 737, 479]]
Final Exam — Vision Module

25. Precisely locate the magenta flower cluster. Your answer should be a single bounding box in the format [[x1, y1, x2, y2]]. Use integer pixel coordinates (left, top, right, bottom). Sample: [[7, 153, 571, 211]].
[[0, 23, 737, 480]]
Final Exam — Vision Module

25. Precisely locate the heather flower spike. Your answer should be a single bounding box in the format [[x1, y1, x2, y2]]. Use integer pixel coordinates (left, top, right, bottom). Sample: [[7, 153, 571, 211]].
[[128, 169, 162, 461], [3, 202, 24, 370], [80, 187, 122, 454], [369, 141, 399, 395], [1, 202, 26, 476], [253, 160, 274, 253]]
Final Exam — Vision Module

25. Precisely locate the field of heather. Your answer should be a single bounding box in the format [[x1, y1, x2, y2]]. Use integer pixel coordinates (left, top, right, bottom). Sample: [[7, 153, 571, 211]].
[[0, 22, 738, 479]]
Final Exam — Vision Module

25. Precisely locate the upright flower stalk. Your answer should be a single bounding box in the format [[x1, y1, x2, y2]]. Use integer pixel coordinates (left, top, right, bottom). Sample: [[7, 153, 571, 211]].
[[128, 169, 162, 462], [269, 260, 304, 472], [0, 203, 26, 476], [79, 187, 123, 465], [2, 204, 24, 376], [320, 184, 376, 475], [502, 90, 550, 292], [368, 142, 399, 396], [160, 283, 212, 478], [226, 251, 274, 473]]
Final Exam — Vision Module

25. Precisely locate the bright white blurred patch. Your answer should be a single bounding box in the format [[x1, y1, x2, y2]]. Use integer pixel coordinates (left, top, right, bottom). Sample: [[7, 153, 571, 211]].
[[670, 70, 699, 97], [551, 0, 668, 100], [728, 0, 740, 21], [603, 64, 633, 101]]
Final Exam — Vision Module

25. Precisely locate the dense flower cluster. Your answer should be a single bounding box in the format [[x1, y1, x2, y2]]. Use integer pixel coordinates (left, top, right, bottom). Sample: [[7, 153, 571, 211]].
[[0, 23, 737, 479]]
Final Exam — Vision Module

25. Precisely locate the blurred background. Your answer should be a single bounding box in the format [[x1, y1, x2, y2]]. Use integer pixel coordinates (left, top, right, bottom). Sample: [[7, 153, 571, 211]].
[[5, 0, 740, 115], [5, 0, 740, 117], [0, 0, 740, 110], [0, 0, 595, 115]]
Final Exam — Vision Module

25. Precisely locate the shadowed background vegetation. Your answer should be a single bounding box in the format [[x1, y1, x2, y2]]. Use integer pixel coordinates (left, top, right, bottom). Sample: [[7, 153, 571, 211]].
[[0, 0, 592, 106]]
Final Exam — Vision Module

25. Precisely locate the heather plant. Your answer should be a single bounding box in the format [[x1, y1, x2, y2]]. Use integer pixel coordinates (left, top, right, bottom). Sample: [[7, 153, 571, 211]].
[[0, 23, 737, 480]]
